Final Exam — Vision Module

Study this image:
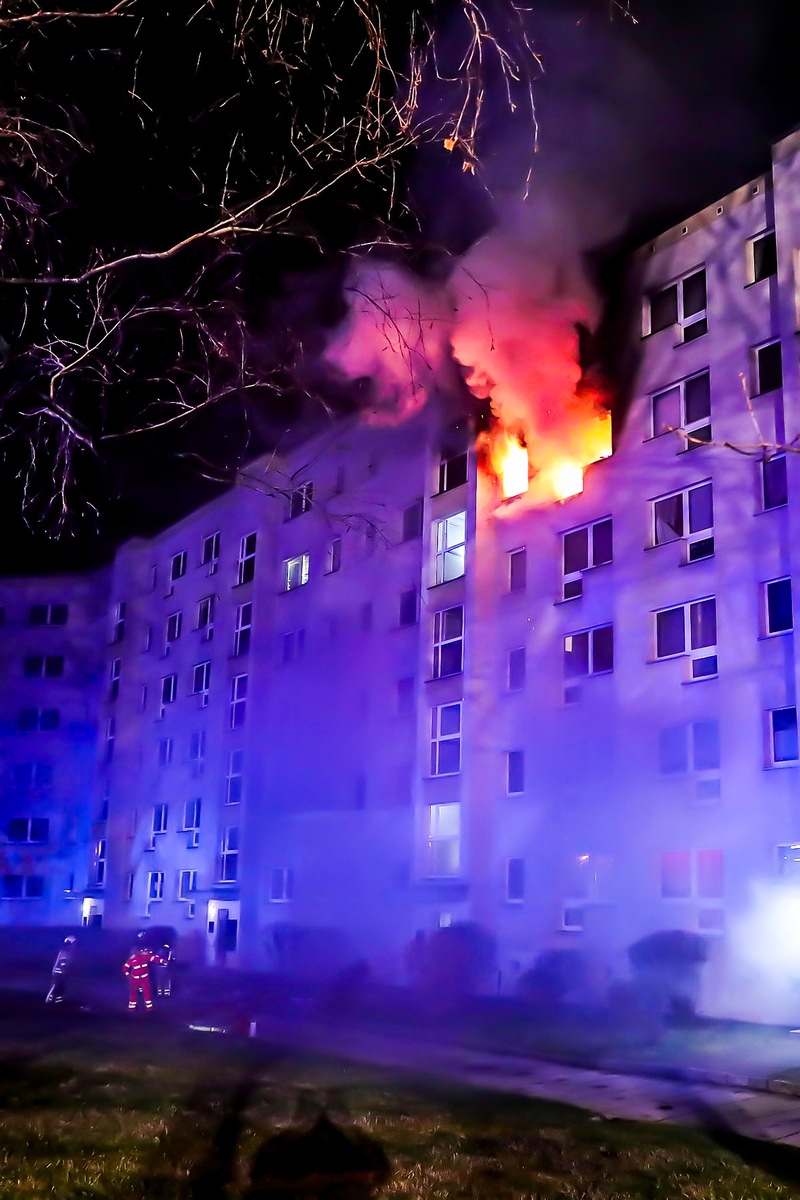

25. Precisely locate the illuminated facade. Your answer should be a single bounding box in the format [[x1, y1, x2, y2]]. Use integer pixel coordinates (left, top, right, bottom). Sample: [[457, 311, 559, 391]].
[[3, 128, 800, 1019]]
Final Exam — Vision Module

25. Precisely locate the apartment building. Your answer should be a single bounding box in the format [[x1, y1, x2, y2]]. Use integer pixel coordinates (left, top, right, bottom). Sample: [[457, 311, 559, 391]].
[[3, 128, 800, 1019]]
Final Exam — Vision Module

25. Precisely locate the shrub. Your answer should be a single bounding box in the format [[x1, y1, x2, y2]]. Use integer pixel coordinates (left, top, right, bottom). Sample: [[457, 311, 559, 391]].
[[627, 929, 709, 1022], [405, 922, 495, 998], [517, 949, 589, 1008]]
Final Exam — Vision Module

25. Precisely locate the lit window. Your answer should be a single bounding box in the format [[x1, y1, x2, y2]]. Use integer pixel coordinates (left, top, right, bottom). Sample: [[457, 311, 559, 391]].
[[432, 606, 464, 678], [564, 625, 614, 680], [508, 647, 526, 691], [652, 482, 713, 562], [170, 551, 187, 582], [433, 511, 466, 584], [654, 598, 717, 679], [561, 519, 612, 599], [220, 827, 239, 882], [764, 577, 793, 635], [651, 370, 711, 447], [762, 454, 788, 510], [430, 702, 462, 776], [225, 749, 244, 804], [508, 548, 526, 593], [202, 531, 220, 574], [753, 340, 783, 395], [191, 661, 211, 706], [506, 857, 525, 903], [283, 553, 310, 591], [646, 267, 707, 341], [236, 532, 257, 585], [270, 867, 294, 902], [769, 706, 799, 765], [506, 750, 524, 794], [426, 802, 460, 876], [287, 482, 313, 519], [230, 674, 247, 729]]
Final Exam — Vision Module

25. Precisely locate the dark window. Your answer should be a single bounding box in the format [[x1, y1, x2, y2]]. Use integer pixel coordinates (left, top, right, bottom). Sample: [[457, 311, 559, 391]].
[[438, 452, 468, 493], [649, 283, 678, 334], [396, 676, 415, 715], [659, 725, 688, 774], [694, 720, 721, 772], [287, 482, 313, 519], [767, 578, 793, 634], [509, 548, 526, 593], [755, 341, 783, 395], [170, 551, 187, 582], [508, 647, 526, 691], [772, 707, 798, 763], [399, 588, 418, 627], [402, 499, 423, 542], [29, 603, 68, 626], [753, 231, 777, 282], [23, 655, 64, 678], [507, 750, 525, 794], [763, 455, 788, 510], [506, 858, 525, 902], [564, 626, 613, 679]]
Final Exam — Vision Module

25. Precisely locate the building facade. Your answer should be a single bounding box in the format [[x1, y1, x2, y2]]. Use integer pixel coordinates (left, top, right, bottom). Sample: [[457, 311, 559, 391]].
[[4, 130, 800, 1019]]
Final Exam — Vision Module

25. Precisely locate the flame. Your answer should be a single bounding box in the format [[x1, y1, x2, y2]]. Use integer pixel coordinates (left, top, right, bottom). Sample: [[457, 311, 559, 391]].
[[478, 428, 529, 499], [549, 460, 585, 501]]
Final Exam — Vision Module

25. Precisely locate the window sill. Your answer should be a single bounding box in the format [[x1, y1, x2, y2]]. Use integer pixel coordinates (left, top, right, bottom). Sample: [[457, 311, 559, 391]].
[[758, 630, 794, 641], [426, 772, 462, 780], [425, 671, 464, 684], [427, 578, 465, 591], [756, 504, 788, 516], [554, 594, 581, 605], [681, 673, 718, 685], [764, 760, 799, 771]]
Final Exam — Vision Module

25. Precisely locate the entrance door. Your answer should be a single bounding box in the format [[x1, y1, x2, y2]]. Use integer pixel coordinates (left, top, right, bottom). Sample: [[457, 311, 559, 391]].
[[205, 899, 240, 966]]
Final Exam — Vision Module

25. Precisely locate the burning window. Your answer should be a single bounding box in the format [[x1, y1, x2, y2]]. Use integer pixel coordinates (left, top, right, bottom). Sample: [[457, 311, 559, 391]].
[[561, 519, 612, 599], [426, 802, 460, 877], [652, 481, 713, 562], [430, 702, 462, 776], [764, 578, 793, 636], [433, 512, 466, 584], [283, 553, 309, 591], [287, 482, 313, 519], [762, 454, 788, 511], [646, 267, 707, 342], [769, 706, 798, 765], [654, 597, 717, 679], [651, 370, 711, 447], [432, 606, 464, 678], [753, 340, 783, 396]]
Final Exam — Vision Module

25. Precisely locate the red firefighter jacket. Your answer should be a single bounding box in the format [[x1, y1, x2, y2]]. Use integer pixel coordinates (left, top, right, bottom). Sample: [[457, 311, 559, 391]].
[[123, 950, 166, 981]]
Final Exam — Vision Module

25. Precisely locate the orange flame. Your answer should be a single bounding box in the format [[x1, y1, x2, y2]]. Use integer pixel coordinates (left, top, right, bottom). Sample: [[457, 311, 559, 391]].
[[482, 428, 529, 499], [480, 406, 611, 506]]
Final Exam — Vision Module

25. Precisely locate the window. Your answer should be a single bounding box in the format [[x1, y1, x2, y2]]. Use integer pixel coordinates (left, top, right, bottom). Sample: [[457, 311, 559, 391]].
[[646, 267, 707, 341], [399, 588, 418, 627], [762, 454, 788, 510], [561, 853, 610, 931], [109, 658, 121, 702], [18, 708, 59, 732], [142, 625, 153, 653], [179, 869, 198, 901], [562, 519, 612, 599], [197, 595, 215, 636], [430, 702, 462, 775], [165, 611, 182, 645], [225, 749, 244, 804], [660, 849, 723, 900], [158, 737, 173, 766], [764, 577, 793, 635], [396, 676, 415, 715], [12, 763, 53, 790], [659, 720, 720, 774], [324, 538, 342, 574], [112, 602, 126, 643], [508, 647, 526, 691], [192, 661, 211, 706], [104, 717, 116, 763], [281, 628, 305, 665], [508, 548, 526, 593], [202, 531, 220, 574], [189, 729, 206, 764], [564, 625, 614, 680], [270, 867, 294, 902], [29, 603, 68, 627], [507, 750, 525, 794], [402, 499, 423, 541], [433, 512, 466, 584], [426, 802, 460, 876], [438, 451, 468, 493], [140, 684, 148, 712], [432, 606, 464, 678], [651, 370, 711, 447], [148, 871, 165, 901], [287, 482, 313, 519], [183, 798, 201, 833], [750, 230, 777, 283], [283, 553, 309, 591], [1, 875, 44, 899], [152, 803, 168, 836], [93, 840, 107, 887], [170, 551, 187, 582], [236, 532, 257, 585], [506, 857, 525, 903], [23, 655, 64, 678], [7, 817, 49, 843], [125, 873, 134, 902], [753, 340, 783, 395], [654, 598, 717, 679], [652, 482, 713, 561], [220, 826, 239, 882], [160, 674, 178, 706], [769, 706, 798, 764], [230, 674, 247, 729]]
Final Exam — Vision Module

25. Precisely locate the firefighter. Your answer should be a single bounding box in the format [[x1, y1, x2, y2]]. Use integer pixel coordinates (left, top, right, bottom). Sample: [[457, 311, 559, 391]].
[[154, 941, 174, 998], [123, 942, 166, 1011], [45, 936, 76, 1004]]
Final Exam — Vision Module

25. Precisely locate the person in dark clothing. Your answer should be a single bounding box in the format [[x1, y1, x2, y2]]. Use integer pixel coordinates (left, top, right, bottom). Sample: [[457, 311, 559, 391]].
[[45, 936, 76, 1004], [154, 941, 174, 998]]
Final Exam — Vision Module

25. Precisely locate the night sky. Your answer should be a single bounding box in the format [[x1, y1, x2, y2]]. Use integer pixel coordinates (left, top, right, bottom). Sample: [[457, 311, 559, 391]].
[[1, 0, 798, 574]]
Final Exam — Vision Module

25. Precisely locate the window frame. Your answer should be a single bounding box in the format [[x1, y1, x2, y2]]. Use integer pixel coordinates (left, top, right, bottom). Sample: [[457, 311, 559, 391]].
[[425, 802, 461, 877], [561, 518, 613, 599], [229, 674, 248, 729], [650, 369, 711, 448], [287, 482, 313, 519], [431, 605, 464, 679], [768, 705, 799, 766], [201, 531, 220, 574], [219, 826, 239, 882], [170, 551, 187, 583], [269, 867, 294, 902], [645, 266, 707, 342], [505, 857, 525, 903], [236, 532, 257, 586], [763, 576, 793, 636], [563, 624, 615, 681], [651, 481, 714, 562], [753, 339, 783, 396], [762, 454, 788, 511], [433, 511, 466, 585], [506, 749, 525, 795], [429, 701, 462, 777], [225, 749, 244, 804], [191, 660, 211, 705], [283, 553, 310, 592], [654, 597, 717, 680]]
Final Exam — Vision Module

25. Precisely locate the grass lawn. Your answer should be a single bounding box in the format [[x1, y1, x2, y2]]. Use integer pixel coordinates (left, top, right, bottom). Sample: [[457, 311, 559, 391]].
[[0, 1008, 799, 1198]]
